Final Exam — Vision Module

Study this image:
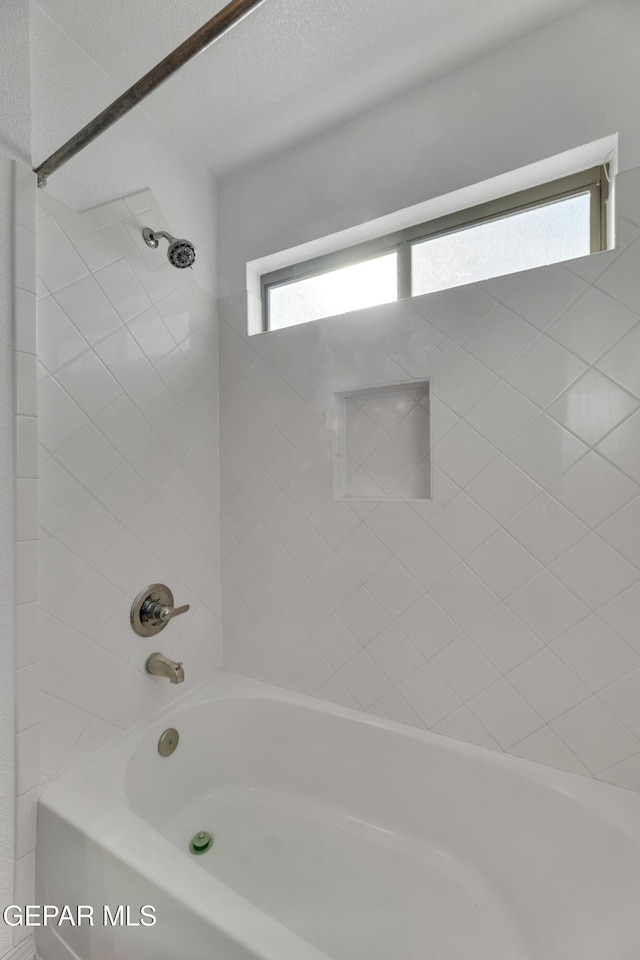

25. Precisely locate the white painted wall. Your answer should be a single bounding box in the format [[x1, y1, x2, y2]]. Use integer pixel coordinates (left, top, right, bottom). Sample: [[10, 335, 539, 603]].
[[0, 5, 31, 164], [0, 4, 31, 956], [30, 1, 217, 296], [0, 154, 18, 960], [218, 0, 640, 292]]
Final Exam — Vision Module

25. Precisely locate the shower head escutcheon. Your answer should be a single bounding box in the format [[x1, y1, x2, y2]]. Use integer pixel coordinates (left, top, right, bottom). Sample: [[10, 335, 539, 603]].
[[142, 227, 197, 269]]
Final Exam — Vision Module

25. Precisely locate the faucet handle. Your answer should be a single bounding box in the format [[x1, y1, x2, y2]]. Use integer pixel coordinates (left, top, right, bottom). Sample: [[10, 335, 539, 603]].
[[131, 584, 191, 637], [152, 602, 190, 624]]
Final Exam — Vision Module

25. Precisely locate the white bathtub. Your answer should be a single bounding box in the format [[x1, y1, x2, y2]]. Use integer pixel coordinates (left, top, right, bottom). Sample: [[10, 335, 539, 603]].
[[36, 674, 640, 960]]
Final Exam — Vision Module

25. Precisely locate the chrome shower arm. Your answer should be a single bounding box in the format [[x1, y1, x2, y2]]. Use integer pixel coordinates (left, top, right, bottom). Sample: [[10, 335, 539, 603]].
[[142, 227, 176, 249]]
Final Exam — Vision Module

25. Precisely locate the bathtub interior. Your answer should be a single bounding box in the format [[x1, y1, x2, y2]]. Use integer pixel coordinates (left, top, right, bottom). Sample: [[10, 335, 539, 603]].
[[84, 678, 640, 960]]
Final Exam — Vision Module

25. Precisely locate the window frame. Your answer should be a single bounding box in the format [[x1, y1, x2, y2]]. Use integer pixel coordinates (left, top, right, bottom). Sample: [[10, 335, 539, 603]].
[[261, 164, 609, 332]]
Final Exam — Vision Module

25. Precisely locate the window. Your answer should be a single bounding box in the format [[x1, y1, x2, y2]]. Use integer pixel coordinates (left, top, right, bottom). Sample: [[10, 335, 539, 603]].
[[262, 165, 609, 332]]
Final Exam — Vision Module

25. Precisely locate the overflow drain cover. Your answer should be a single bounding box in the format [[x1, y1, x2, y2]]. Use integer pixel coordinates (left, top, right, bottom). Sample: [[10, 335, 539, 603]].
[[190, 831, 213, 855], [158, 728, 179, 757]]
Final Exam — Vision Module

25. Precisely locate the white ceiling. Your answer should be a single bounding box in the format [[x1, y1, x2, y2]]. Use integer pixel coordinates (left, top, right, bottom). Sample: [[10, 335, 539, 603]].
[[34, 0, 595, 177]]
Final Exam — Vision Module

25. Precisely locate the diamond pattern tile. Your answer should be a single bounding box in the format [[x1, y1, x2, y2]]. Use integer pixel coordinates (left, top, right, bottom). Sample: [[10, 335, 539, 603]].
[[36, 189, 221, 780], [549, 452, 639, 529], [550, 534, 639, 610], [506, 415, 588, 488], [506, 492, 588, 566], [213, 167, 640, 794], [504, 335, 587, 408], [547, 369, 638, 446], [30, 175, 640, 792]]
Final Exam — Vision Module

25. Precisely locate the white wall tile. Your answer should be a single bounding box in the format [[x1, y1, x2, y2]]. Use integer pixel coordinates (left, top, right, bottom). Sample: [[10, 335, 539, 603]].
[[338, 650, 393, 708], [507, 648, 589, 721], [338, 586, 391, 643], [595, 236, 640, 315], [396, 525, 458, 591], [548, 369, 638, 446], [550, 697, 640, 774], [364, 558, 423, 618], [395, 593, 459, 659], [94, 325, 152, 389], [398, 662, 461, 727], [551, 616, 639, 693], [53, 275, 122, 345], [15, 480, 37, 542], [466, 604, 542, 673], [465, 455, 540, 525], [94, 258, 151, 322], [336, 523, 391, 582], [369, 689, 423, 727], [431, 564, 499, 630], [597, 409, 640, 483], [15, 416, 38, 478], [15, 726, 39, 797], [38, 377, 88, 453], [56, 498, 122, 566], [94, 395, 151, 457], [217, 168, 640, 792], [507, 571, 589, 643], [433, 706, 499, 750], [464, 305, 538, 375], [13, 289, 37, 356], [464, 380, 538, 448], [33, 190, 221, 782], [311, 555, 360, 609], [15, 664, 40, 732], [14, 353, 38, 416], [467, 678, 544, 749], [505, 336, 587, 408], [431, 635, 499, 701], [56, 350, 121, 419], [550, 534, 639, 609], [434, 420, 497, 486], [547, 285, 638, 364], [506, 492, 588, 565], [549, 451, 639, 528], [366, 625, 424, 684], [36, 216, 88, 292], [311, 616, 361, 670], [37, 296, 88, 374], [508, 726, 589, 776], [502, 265, 587, 330], [466, 529, 542, 600], [429, 492, 497, 559], [506, 414, 588, 487], [55, 424, 121, 491], [432, 350, 496, 416]]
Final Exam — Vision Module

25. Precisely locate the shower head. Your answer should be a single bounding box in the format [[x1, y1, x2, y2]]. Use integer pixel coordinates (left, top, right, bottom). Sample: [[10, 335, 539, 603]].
[[142, 227, 197, 269]]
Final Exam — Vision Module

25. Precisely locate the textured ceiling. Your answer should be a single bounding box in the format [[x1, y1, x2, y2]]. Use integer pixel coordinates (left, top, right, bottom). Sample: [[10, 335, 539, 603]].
[[34, 0, 595, 176]]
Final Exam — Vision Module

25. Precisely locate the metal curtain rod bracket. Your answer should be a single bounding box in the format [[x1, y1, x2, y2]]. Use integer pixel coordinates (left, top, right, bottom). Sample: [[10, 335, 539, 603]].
[[33, 0, 267, 187]]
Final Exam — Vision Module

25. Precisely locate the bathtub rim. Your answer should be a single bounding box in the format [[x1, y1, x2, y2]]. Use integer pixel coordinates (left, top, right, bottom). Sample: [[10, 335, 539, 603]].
[[42, 670, 640, 835]]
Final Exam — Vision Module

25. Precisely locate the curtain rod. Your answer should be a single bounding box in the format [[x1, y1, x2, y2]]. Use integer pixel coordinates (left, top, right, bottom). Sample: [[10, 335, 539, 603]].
[[33, 0, 267, 187]]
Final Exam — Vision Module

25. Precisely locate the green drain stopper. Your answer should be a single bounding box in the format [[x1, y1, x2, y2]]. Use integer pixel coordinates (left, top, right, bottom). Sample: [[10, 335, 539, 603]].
[[189, 831, 213, 855]]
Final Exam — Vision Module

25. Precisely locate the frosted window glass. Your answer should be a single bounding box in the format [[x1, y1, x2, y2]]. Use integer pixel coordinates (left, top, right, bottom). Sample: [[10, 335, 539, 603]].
[[411, 194, 591, 296], [268, 252, 397, 330]]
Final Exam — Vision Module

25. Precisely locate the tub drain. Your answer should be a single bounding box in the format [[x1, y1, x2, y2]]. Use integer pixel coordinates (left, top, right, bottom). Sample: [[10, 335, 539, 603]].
[[189, 831, 213, 855]]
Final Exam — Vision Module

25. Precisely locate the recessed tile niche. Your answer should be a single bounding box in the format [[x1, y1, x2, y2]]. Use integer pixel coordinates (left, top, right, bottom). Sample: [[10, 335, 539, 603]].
[[333, 380, 431, 500]]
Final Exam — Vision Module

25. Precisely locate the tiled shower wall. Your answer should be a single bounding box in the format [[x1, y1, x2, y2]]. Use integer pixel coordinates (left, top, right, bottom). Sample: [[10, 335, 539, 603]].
[[220, 165, 640, 791], [12, 162, 38, 944], [36, 188, 221, 781]]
